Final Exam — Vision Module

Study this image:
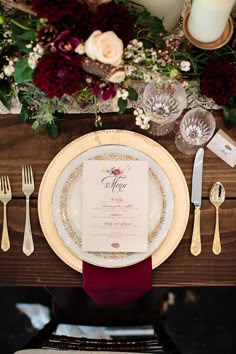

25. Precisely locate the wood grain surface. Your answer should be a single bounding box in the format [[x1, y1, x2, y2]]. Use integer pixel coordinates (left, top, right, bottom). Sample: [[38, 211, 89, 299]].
[[0, 110, 235, 286]]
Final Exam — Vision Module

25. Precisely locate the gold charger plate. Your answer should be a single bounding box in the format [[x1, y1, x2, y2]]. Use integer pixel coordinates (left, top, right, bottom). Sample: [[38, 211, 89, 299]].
[[38, 130, 190, 271]]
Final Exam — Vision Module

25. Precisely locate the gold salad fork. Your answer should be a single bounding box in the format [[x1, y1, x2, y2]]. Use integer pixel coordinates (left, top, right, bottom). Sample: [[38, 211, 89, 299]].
[[0, 176, 12, 252], [22, 165, 34, 256]]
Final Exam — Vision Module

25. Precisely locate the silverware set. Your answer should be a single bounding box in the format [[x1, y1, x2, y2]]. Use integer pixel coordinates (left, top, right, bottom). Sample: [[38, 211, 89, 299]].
[[0, 165, 34, 255], [190, 148, 225, 256], [0, 155, 227, 258]]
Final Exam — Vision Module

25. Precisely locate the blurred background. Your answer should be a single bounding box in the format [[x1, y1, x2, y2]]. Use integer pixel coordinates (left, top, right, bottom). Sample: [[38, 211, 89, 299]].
[[0, 286, 235, 354]]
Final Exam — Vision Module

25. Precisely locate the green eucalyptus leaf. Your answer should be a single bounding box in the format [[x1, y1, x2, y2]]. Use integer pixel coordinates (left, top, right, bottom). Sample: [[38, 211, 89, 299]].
[[228, 108, 236, 122], [118, 97, 128, 114], [51, 96, 57, 106], [14, 57, 33, 84], [20, 105, 31, 122], [127, 86, 138, 101], [18, 89, 31, 106], [17, 30, 35, 41], [136, 10, 165, 37], [0, 91, 12, 110], [12, 25, 35, 53], [46, 122, 59, 139], [0, 79, 12, 95], [11, 19, 36, 53], [223, 106, 236, 128], [32, 120, 39, 131]]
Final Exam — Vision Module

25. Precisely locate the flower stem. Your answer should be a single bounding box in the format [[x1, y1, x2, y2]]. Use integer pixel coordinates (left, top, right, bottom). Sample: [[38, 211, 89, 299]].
[[10, 19, 33, 31], [94, 96, 103, 128]]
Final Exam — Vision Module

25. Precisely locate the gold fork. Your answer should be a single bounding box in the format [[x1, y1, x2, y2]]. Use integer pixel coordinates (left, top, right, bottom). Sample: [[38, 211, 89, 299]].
[[0, 176, 12, 252], [22, 165, 34, 256]]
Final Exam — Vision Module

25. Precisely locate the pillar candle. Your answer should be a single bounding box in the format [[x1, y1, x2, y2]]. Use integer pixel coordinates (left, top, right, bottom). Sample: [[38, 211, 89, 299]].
[[188, 0, 235, 43], [134, 0, 184, 31]]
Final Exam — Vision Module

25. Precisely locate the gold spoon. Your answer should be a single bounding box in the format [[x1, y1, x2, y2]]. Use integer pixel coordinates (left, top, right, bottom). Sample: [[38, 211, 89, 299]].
[[209, 182, 225, 255]]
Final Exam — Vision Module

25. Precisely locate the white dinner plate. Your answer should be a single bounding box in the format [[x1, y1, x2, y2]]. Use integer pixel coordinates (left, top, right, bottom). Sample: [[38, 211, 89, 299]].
[[38, 130, 190, 272], [52, 145, 174, 268]]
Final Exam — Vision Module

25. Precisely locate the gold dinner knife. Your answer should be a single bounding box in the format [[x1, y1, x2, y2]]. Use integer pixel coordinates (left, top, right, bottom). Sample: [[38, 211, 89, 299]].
[[190, 148, 204, 256]]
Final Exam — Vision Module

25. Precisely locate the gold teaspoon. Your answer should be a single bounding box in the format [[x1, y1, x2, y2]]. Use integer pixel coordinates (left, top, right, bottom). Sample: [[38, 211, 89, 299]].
[[209, 182, 225, 255]]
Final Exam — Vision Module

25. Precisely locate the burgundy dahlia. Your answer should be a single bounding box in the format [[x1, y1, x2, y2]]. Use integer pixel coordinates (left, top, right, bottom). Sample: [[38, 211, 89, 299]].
[[31, 0, 91, 39], [92, 2, 134, 46], [33, 53, 83, 98], [200, 58, 236, 106], [31, 0, 79, 23]]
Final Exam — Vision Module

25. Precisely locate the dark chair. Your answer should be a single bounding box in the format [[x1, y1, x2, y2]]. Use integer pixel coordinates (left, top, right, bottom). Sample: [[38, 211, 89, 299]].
[[22, 287, 181, 354]]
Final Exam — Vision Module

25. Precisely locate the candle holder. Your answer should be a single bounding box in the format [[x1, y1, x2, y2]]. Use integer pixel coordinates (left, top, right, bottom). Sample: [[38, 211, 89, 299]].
[[183, 10, 234, 50]]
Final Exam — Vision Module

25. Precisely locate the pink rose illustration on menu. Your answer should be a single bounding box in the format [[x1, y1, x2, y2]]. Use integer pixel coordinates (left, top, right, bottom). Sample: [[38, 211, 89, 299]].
[[107, 167, 123, 176]]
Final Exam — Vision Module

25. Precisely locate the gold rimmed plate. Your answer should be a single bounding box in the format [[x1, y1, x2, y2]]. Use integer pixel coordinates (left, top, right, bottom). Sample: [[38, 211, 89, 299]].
[[51, 146, 174, 268], [38, 130, 190, 272]]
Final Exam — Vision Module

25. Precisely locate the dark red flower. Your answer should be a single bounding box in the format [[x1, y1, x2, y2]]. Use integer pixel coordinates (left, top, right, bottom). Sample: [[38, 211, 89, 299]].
[[52, 31, 80, 58], [31, 0, 91, 39], [92, 2, 134, 46], [200, 58, 236, 105], [31, 0, 78, 23], [91, 81, 117, 100], [33, 52, 83, 98]]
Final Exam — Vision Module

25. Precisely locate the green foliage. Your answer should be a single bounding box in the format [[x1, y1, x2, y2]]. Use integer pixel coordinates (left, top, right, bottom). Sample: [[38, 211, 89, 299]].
[[136, 9, 166, 41], [14, 57, 33, 84], [46, 121, 59, 139], [127, 87, 138, 101], [11, 19, 36, 53], [0, 79, 13, 110], [120, 0, 146, 19], [118, 97, 128, 114], [20, 105, 31, 122], [223, 98, 236, 128], [18, 84, 66, 138]]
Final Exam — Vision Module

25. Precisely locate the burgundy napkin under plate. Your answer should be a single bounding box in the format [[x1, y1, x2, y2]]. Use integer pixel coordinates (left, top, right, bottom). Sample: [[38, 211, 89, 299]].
[[82, 257, 152, 306]]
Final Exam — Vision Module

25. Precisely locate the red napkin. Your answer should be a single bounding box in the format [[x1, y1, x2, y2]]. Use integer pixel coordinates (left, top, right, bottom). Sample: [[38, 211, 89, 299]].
[[82, 257, 152, 306]]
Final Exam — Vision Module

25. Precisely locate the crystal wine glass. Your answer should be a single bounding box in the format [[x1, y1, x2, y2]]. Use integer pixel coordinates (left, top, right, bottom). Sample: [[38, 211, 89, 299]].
[[142, 76, 187, 136], [175, 107, 216, 155]]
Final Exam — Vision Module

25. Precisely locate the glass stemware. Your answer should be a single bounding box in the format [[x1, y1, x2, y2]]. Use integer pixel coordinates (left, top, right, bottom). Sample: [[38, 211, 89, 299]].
[[142, 76, 187, 136], [175, 107, 216, 155]]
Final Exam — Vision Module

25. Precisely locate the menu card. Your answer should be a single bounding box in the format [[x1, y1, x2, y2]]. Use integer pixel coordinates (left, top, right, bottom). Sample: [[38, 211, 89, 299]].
[[207, 129, 236, 167], [82, 160, 149, 252]]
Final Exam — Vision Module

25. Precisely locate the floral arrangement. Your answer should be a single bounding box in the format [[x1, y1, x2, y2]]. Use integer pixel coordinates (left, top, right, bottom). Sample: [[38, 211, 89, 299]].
[[0, 0, 235, 137]]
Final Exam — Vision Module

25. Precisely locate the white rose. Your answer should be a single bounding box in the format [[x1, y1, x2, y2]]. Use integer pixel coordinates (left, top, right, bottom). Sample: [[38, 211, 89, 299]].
[[85, 30, 123, 66]]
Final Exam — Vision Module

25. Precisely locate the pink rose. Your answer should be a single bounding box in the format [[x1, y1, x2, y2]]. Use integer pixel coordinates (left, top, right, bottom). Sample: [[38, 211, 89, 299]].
[[85, 30, 123, 66]]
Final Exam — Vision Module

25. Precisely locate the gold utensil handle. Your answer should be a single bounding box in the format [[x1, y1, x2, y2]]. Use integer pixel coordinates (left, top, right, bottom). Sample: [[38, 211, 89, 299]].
[[1, 205, 10, 252], [212, 207, 221, 255], [190, 206, 201, 256], [23, 198, 34, 256]]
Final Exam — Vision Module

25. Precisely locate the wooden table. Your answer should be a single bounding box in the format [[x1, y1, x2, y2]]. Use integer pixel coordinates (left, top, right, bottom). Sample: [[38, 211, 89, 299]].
[[0, 110, 235, 287]]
